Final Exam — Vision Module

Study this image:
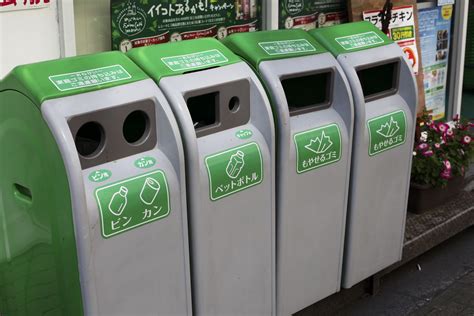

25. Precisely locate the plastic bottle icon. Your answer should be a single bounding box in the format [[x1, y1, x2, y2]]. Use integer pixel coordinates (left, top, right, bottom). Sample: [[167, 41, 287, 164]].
[[226, 150, 245, 179], [140, 177, 161, 205], [108, 186, 128, 216]]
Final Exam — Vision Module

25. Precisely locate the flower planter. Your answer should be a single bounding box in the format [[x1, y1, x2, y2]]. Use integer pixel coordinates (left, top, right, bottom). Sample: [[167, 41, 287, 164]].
[[408, 176, 465, 214]]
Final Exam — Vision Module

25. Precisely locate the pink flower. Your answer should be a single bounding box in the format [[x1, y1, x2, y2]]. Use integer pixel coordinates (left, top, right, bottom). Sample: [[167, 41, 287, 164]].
[[438, 123, 449, 134], [462, 135, 471, 145], [446, 129, 454, 137], [434, 143, 441, 149], [443, 160, 452, 170], [417, 143, 429, 151], [453, 114, 460, 121], [422, 150, 434, 157], [440, 169, 452, 179]]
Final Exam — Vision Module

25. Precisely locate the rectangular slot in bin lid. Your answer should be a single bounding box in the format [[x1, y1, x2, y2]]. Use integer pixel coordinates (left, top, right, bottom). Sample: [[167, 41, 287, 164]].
[[127, 38, 241, 83], [357, 60, 400, 101], [222, 29, 327, 71], [309, 21, 393, 57], [0, 51, 148, 107], [282, 70, 332, 116]]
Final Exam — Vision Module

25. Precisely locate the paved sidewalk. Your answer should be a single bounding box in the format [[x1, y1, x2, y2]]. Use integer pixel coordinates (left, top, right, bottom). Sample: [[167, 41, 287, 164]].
[[413, 271, 474, 315], [337, 227, 474, 316]]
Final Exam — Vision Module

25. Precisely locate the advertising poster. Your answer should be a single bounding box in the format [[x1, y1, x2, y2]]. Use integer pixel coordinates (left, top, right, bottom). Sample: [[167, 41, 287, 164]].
[[363, 5, 420, 74], [0, 0, 49, 12], [418, 5, 452, 120], [111, 0, 262, 52], [279, 0, 347, 30]]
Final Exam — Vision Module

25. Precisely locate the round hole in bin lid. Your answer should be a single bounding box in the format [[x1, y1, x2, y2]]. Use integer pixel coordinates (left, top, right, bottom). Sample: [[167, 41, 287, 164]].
[[123, 110, 150, 145], [75, 121, 105, 158], [228, 96, 240, 113]]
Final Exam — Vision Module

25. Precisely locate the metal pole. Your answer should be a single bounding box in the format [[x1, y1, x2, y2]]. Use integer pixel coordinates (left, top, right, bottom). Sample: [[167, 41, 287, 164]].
[[448, 1, 469, 117]]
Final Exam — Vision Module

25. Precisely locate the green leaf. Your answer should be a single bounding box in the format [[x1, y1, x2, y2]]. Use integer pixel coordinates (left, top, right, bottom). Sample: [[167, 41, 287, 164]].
[[112, 30, 121, 39]]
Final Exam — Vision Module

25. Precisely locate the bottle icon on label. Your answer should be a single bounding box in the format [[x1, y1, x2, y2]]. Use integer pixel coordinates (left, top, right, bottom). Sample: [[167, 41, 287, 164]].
[[226, 150, 245, 179], [140, 177, 161, 205], [108, 186, 128, 216]]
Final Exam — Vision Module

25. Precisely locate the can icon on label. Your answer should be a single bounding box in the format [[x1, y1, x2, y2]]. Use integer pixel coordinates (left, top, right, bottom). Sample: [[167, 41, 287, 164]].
[[226, 150, 245, 179], [140, 177, 161, 205]]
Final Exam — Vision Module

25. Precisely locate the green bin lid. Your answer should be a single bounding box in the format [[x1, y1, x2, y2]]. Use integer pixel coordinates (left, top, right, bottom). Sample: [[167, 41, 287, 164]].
[[127, 38, 241, 83], [0, 51, 148, 107], [309, 21, 393, 56], [222, 29, 327, 70]]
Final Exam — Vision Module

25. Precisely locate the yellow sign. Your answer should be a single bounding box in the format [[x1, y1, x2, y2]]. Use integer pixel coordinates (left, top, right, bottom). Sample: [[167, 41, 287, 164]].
[[441, 5, 453, 20]]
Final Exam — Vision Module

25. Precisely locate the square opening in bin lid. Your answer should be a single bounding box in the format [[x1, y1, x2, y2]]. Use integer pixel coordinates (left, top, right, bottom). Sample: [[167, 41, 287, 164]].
[[222, 29, 327, 71], [309, 21, 393, 57], [0, 51, 148, 107], [127, 38, 242, 83]]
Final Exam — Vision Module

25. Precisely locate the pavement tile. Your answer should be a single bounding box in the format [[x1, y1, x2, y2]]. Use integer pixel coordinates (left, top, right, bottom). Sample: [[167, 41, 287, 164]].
[[426, 301, 465, 315], [458, 271, 474, 285]]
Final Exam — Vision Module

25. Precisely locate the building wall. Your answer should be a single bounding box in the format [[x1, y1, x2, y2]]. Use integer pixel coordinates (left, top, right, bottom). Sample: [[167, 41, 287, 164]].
[[74, 0, 111, 56], [0, 2, 61, 78]]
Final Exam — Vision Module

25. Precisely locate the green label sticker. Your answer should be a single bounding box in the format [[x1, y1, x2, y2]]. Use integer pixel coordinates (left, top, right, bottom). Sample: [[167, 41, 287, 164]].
[[161, 49, 228, 72], [258, 39, 316, 55], [367, 110, 407, 156], [89, 169, 112, 183], [235, 129, 253, 139], [391, 26, 414, 41], [95, 170, 170, 238], [49, 65, 131, 91], [134, 156, 157, 169], [294, 124, 342, 174], [205, 142, 263, 201], [335, 31, 384, 51]]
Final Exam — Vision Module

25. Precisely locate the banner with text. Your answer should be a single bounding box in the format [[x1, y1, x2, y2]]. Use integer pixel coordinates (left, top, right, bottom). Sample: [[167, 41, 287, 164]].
[[111, 0, 262, 52], [279, 0, 347, 31], [363, 5, 420, 75]]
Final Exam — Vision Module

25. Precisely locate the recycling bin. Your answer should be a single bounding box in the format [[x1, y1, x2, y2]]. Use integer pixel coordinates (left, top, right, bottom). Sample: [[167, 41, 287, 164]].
[[128, 38, 276, 316], [0, 52, 192, 315], [310, 22, 417, 288], [223, 29, 353, 315]]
